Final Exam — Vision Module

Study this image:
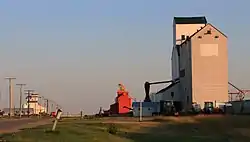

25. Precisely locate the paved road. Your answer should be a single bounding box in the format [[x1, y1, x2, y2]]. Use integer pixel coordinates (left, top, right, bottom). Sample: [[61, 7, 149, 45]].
[[0, 118, 50, 134]]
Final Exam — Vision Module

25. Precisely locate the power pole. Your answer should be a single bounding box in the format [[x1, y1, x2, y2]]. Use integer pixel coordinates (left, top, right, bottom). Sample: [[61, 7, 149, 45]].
[[25, 89, 34, 117], [5, 77, 16, 117], [16, 84, 26, 118], [43, 98, 49, 114], [39, 96, 43, 113], [47, 99, 49, 114]]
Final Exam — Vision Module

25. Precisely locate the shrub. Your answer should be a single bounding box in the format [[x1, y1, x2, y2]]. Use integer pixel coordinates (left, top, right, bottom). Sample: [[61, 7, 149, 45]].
[[107, 124, 118, 135]]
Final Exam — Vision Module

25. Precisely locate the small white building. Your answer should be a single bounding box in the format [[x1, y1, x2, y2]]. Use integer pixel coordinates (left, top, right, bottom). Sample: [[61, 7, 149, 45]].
[[23, 93, 46, 114], [132, 102, 160, 117]]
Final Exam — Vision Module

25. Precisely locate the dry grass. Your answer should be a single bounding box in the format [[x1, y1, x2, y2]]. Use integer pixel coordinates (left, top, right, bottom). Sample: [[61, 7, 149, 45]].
[[1, 115, 250, 142]]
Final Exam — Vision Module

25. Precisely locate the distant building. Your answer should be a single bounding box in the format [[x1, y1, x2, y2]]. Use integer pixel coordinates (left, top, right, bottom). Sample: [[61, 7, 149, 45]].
[[3, 93, 47, 115], [23, 93, 46, 114]]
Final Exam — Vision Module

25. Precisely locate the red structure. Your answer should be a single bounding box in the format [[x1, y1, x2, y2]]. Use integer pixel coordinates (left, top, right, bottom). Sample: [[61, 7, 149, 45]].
[[110, 83, 132, 115], [228, 82, 250, 101]]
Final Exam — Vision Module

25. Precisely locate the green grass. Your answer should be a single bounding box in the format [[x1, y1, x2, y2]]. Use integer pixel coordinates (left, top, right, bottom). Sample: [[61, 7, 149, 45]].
[[1, 115, 250, 142]]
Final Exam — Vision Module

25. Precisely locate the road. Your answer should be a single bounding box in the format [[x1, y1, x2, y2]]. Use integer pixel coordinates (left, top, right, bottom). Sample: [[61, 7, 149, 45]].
[[0, 118, 51, 134]]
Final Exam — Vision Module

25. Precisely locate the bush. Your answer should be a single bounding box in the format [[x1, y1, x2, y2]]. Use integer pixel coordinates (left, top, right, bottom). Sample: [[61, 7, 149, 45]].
[[107, 124, 118, 135]]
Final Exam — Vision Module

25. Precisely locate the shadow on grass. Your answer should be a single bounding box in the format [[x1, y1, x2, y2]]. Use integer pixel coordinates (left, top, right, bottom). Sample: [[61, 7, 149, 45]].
[[116, 115, 250, 142]]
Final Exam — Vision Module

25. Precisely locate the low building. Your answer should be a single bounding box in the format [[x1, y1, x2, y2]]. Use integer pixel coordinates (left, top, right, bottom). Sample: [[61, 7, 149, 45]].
[[229, 100, 250, 114], [23, 93, 46, 114], [132, 102, 160, 117]]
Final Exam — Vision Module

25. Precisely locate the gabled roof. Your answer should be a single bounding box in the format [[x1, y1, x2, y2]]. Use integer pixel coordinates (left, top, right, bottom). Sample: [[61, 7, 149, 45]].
[[174, 16, 207, 24], [180, 23, 227, 46], [156, 80, 180, 94]]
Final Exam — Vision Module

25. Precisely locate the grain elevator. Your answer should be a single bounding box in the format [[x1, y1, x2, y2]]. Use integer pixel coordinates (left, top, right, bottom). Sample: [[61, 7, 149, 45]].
[[151, 16, 228, 111]]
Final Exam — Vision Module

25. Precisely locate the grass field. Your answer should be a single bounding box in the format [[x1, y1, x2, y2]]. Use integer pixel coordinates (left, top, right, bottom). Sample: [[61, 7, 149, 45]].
[[1, 115, 250, 142]]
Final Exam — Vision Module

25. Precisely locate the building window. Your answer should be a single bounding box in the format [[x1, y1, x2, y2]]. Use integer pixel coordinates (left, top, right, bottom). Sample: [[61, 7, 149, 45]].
[[180, 69, 185, 77], [171, 92, 174, 98], [206, 30, 211, 34]]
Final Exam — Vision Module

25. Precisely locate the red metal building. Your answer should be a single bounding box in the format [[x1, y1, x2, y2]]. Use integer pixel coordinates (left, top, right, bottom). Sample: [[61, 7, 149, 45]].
[[110, 84, 132, 115]]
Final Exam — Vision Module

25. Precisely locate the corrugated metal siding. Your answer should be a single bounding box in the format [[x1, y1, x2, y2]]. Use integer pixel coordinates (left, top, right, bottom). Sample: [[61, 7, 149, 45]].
[[172, 47, 179, 80], [230, 100, 250, 114], [179, 40, 193, 110], [154, 93, 163, 102], [132, 102, 160, 117], [161, 83, 181, 101], [191, 24, 228, 109]]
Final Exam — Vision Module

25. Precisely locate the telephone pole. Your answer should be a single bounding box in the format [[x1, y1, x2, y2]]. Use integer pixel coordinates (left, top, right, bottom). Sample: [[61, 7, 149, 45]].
[[5, 77, 16, 117], [25, 89, 34, 117], [43, 98, 49, 114], [16, 83, 26, 118]]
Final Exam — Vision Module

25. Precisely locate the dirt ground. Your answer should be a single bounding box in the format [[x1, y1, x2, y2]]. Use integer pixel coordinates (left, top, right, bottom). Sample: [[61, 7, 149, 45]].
[[0, 118, 52, 134]]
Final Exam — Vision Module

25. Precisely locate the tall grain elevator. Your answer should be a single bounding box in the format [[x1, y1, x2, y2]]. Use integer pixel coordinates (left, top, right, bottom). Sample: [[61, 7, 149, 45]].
[[153, 16, 229, 111], [172, 17, 207, 80]]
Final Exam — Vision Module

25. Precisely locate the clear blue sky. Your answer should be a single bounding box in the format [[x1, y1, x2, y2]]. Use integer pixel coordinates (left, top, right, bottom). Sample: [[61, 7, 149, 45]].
[[0, 0, 249, 114]]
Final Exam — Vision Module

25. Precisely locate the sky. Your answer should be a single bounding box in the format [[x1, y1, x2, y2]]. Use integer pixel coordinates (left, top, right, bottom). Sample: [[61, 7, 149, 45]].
[[0, 0, 249, 114]]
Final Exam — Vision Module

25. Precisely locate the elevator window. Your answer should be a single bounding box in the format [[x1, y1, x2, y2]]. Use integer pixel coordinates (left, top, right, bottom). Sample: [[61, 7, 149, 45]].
[[171, 92, 174, 98], [180, 69, 185, 77]]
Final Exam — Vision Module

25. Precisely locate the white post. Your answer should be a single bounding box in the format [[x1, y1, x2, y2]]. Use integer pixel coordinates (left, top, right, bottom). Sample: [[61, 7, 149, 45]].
[[52, 109, 62, 131], [139, 100, 142, 122]]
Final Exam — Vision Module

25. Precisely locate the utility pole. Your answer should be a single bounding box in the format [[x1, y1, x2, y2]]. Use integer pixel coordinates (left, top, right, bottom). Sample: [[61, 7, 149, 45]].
[[43, 98, 49, 114], [5, 77, 16, 117], [39, 96, 43, 113], [25, 89, 34, 117], [16, 83, 26, 118], [47, 99, 49, 114]]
